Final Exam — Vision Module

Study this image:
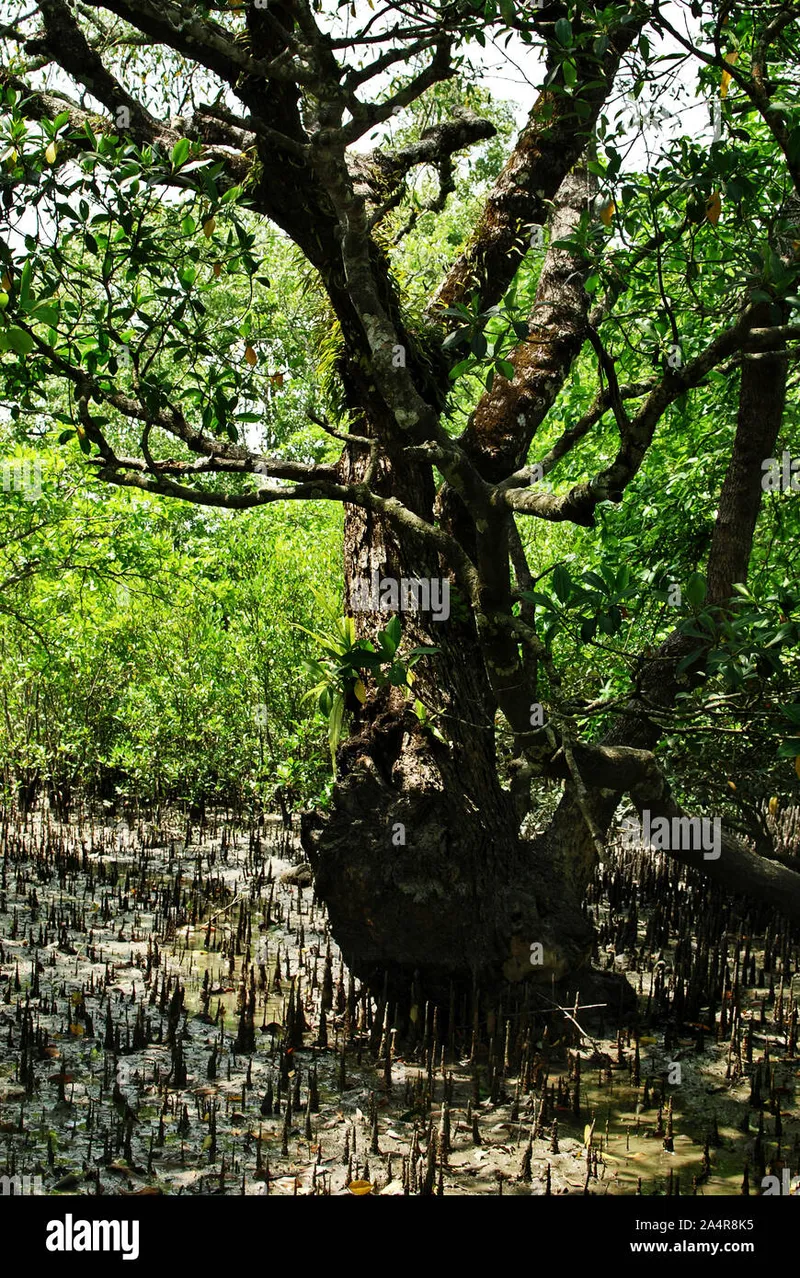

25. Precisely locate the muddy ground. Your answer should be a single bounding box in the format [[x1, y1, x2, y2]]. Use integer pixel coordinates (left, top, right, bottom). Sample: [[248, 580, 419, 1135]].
[[0, 809, 797, 1196]]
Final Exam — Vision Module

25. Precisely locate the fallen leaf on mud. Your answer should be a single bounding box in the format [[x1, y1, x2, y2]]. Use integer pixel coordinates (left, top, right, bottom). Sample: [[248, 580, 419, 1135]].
[[347, 1179, 372, 1195]]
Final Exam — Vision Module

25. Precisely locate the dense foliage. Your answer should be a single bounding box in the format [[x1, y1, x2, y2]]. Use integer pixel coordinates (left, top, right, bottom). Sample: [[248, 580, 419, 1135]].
[[0, 0, 798, 873]]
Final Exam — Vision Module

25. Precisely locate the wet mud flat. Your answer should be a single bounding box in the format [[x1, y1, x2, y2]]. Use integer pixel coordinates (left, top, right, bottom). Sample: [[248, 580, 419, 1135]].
[[0, 809, 798, 1196]]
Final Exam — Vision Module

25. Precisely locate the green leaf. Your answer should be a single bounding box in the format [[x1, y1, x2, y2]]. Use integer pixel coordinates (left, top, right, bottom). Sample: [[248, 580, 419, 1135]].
[[553, 564, 572, 604], [521, 590, 554, 611], [18, 260, 32, 307], [685, 572, 708, 610], [677, 648, 705, 674], [580, 617, 597, 643], [328, 692, 345, 767], [470, 331, 487, 359], [31, 303, 59, 327], [554, 17, 573, 46], [384, 614, 401, 656], [442, 329, 467, 352], [171, 138, 191, 169], [5, 326, 34, 355]]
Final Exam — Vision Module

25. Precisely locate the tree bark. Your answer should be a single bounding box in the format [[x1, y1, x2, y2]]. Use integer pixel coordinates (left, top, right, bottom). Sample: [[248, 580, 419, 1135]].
[[301, 428, 595, 1003]]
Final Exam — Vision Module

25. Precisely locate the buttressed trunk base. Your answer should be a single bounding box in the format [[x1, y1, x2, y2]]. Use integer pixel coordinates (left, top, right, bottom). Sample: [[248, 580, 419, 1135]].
[[301, 706, 596, 1008]]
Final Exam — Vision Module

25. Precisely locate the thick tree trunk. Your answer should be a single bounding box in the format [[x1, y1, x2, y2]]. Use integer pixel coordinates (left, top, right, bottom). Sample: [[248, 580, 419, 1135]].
[[300, 167, 622, 1006], [301, 704, 595, 1005], [301, 444, 594, 1004]]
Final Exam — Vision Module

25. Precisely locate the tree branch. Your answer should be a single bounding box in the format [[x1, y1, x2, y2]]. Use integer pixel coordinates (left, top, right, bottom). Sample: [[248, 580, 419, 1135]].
[[430, 12, 645, 319], [80, 0, 310, 88], [502, 304, 765, 527]]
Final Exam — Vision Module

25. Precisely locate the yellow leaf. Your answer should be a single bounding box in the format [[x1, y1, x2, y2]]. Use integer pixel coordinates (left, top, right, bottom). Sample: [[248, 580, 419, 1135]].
[[796, 756, 800, 781], [45, 141, 57, 165], [600, 200, 616, 227], [727, 779, 736, 791], [1, 274, 10, 292], [706, 190, 722, 226], [69, 1023, 84, 1036], [353, 679, 366, 705], [347, 1179, 372, 1195], [720, 52, 738, 99], [203, 216, 216, 238], [244, 345, 258, 366], [768, 796, 779, 816]]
